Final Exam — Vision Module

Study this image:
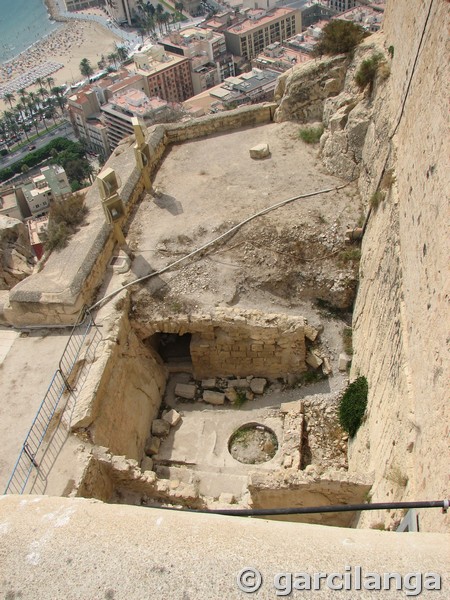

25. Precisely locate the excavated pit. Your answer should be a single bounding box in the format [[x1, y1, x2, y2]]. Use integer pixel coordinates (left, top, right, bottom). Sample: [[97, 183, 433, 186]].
[[229, 423, 279, 465], [70, 121, 371, 524]]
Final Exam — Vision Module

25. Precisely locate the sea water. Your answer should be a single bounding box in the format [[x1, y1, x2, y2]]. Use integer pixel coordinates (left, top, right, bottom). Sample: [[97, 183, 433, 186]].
[[0, 0, 59, 64]]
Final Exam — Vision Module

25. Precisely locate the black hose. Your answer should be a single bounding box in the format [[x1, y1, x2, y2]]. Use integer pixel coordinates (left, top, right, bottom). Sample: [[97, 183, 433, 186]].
[[153, 500, 449, 517]]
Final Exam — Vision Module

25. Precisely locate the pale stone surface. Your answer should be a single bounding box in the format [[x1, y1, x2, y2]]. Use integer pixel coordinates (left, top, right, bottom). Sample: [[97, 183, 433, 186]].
[[274, 55, 348, 123], [228, 378, 250, 388], [249, 142, 270, 159], [338, 353, 350, 371], [224, 388, 238, 402], [144, 436, 160, 456], [0, 215, 33, 290], [141, 456, 154, 472], [201, 378, 216, 389], [151, 419, 171, 437], [1, 496, 448, 599], [174, 383, 196, 399], [203, 390, 225, 405], [250, 378, 267, 394], [162, 409, 182, 427], [306, 351, 323, 369], [322, 356, 333, 375], [218, 492, 235, 504], [304, 324, 319, 342]]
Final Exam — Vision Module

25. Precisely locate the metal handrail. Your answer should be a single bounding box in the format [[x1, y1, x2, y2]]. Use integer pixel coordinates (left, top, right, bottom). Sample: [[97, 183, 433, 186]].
[[3, 307, 95, 495]]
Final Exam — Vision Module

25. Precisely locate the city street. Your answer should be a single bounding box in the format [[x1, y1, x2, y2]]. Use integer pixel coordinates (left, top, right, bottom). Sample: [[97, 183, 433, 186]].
[[0, 121, 75, 170]]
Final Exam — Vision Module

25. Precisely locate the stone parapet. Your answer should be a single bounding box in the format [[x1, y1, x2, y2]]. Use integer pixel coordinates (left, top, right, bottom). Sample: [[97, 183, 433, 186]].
[[3, 104, 276, 327]]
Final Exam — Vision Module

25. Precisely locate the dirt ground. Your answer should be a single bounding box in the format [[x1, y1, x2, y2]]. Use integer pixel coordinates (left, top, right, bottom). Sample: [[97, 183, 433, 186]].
[[128, 121, 361, 379]]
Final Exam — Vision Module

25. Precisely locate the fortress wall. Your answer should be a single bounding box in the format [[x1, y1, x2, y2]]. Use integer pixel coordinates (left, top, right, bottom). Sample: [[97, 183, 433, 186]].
[[3, 104, 276, 327], [71, 299, 167, 461], [350, 0, 449, 532], [133, 307, 307, 379]]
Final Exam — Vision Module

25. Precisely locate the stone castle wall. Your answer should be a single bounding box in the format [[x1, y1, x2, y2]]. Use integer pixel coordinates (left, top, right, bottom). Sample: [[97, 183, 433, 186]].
[[132, 307, 307, 379], [349, 0, 449, 532], [71, 296, 167, 461], [2, 104, 276, 327]]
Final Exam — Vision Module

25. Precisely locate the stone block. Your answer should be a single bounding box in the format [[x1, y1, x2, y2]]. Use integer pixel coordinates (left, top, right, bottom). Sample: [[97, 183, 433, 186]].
[[151, 419, 171, 437], [322, 356, 333, 376], [228, 378, 250, 388], [306, 351, 323, 369], [141, 457, 154, 472], [162, 409, 182, 427], [219, 492, 235, 504], [145, 436, 161, 456], [250, 378, 267, 394], [304, 324, 319, 342], [174, 383, 196, 399], [338, 354, 351, 372], [201, 378, 216, 389], [225, 388, 238, 402], [203, 390, 225, 405], [249, 143, 270, 159]]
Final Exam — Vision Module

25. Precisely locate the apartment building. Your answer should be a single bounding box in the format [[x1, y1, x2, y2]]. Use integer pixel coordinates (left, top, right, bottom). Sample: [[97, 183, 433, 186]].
[[253, 41, 312, 73], [159, 28, 235, 95], [68, 89, 111, 159], [224, 8, 301, 60], [132, 45, 194, 103], [16, 166, 71, 218], [67, 71, 147, 158], [104, 0, 138, 25], [183, 68, 279, 115], [101, 90, 176, 150], [328, 0, 357, 12]]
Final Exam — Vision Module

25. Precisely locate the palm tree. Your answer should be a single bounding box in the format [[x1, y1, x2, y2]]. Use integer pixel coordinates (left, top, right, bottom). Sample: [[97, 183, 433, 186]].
[[28, 91, 38, 113], [46, 77, 55, 92], [79, 57, 94, 78], [45, 98, 58, 125], [107, 52, 119, 69], [115, 44, 129, 63], [15, 102, 30, 141], [155, 4, 165, 35], [27, 103, 39, 135], [162, 12, 171, 33], [38, 105, 49, 132], [35, 76, 45, 90], [51, 86, 67, 113], [0, 117, 11, 150], [38, 87, 48, 105], [4, 92, 15, 109]]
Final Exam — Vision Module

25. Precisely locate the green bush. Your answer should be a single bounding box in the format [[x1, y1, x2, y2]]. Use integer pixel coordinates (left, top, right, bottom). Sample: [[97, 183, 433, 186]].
[[355, 53, 384, 91], [315, 20, 365, 56], [339, 376, 368, 437], [42, 194, 88, 253], [299, 125, 324, 144]]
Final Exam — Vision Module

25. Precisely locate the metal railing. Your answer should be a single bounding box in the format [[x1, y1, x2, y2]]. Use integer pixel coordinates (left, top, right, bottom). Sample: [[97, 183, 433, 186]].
[[4, 308, 96, 495]]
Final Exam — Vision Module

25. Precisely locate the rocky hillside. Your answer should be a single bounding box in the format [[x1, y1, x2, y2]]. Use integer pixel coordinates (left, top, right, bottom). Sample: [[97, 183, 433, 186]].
[[273, 0, 449, 533], [0, 216, 34, 290]]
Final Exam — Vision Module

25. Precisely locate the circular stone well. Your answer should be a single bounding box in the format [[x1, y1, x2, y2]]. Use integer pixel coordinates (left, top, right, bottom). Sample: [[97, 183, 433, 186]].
[[228, 423, 278, 464]]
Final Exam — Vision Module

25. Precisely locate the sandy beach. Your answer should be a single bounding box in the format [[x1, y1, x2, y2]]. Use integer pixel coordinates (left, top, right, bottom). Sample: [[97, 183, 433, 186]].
[[0, 11, 122, 112]]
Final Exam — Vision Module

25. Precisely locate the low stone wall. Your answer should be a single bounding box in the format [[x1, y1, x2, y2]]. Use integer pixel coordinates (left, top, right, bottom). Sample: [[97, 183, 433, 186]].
[[3, 103, 276, 327], [133, 307, 307, 379], [248, 470, 372, 527], [71, 299, 167, 461]]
